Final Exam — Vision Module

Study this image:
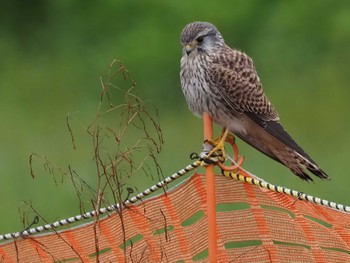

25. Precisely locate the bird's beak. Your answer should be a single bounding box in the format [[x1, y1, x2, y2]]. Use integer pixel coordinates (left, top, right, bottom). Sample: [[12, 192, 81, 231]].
[[185, 44, 193, 56]]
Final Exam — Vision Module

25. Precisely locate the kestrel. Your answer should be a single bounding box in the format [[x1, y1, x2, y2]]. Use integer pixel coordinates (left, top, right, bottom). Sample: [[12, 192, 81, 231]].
[[180, 21, 328, 181]]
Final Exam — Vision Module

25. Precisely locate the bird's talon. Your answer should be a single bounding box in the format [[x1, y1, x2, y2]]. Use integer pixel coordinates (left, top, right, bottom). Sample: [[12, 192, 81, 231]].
[[202, 128, 230, 163]]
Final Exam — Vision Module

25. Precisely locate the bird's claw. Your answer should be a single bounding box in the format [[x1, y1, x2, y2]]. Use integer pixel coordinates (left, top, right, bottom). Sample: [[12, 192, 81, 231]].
[[202, 128, 230, 162], [202, 128, 246, 173]]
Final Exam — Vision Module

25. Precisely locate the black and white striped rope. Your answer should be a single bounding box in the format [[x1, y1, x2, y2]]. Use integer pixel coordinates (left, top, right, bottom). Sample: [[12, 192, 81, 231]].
[[223, 170, 350, 213], [0, 160, 204, 242], [1, 153, 349, 242]]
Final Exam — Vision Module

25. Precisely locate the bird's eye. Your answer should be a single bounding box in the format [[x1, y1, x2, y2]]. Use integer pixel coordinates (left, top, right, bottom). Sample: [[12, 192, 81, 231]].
[[197, 36, 204, 43]]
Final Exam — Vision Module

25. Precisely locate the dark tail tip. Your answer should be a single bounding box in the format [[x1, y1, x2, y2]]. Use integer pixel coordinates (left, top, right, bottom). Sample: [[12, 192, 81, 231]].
[[292, 170, 313, 181], [307, 165, 330, 180]]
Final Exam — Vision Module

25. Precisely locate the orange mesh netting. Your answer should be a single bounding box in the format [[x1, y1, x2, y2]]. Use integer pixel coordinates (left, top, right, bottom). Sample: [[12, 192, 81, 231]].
[[1, 172, 350, 262]]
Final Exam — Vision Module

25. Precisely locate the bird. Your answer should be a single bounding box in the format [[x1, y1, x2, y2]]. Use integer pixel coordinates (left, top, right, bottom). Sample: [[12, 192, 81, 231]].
[[179, 21, 329, 181]]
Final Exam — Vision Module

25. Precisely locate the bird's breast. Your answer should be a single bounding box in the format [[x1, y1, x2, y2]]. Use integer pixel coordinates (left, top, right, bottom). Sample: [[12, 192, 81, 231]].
[[180, 55, 218, 116], [180, 55, 245, 133]]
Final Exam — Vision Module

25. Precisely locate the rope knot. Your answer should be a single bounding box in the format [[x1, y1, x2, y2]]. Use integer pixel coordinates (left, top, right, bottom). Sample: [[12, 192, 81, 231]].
[[200, 141, 225, 166]]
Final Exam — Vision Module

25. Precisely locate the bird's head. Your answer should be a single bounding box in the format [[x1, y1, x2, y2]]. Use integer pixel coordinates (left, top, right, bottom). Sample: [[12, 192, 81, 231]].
[[180, 22, 225, 57]]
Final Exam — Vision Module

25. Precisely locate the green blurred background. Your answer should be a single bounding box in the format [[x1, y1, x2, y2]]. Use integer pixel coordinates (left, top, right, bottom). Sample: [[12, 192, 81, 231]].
[[1, 0, 350, 234]]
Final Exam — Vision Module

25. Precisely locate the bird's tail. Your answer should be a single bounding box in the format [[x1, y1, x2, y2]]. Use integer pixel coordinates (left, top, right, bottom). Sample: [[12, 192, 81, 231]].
[[286, 149, 329, 181], [235, 130, 329, 181]]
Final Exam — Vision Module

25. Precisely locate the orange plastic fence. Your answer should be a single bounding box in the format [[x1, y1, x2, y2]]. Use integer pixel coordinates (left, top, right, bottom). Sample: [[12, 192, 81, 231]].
[[1, 172, 350, 262]]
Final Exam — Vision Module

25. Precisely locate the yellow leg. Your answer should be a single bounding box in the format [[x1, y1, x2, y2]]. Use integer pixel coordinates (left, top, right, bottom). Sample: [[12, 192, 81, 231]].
[[205, 127, 230, 159]]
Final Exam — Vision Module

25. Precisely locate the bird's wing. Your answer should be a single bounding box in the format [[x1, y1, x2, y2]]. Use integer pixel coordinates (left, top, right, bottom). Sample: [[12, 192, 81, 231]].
[[207, 46, 310, 157]]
